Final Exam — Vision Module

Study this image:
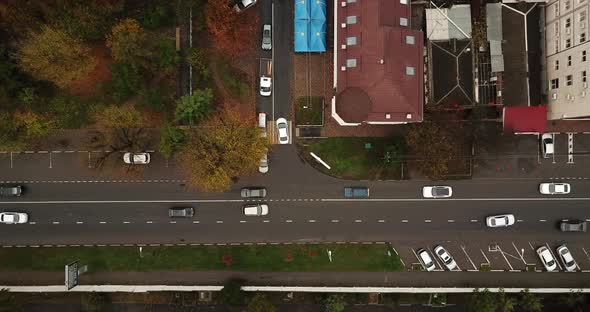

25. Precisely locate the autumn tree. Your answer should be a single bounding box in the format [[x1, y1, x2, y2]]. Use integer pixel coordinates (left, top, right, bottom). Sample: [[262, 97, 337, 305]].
[[54, 0, 123, 41], [106, 19, 150, 68], [179, 108, 267, 192], [247, 293, 277, 312], [15, 26, 96, 88], [205, 0, 258, 59], [406, 122, 461, 179], [175, 88, 213, 125]]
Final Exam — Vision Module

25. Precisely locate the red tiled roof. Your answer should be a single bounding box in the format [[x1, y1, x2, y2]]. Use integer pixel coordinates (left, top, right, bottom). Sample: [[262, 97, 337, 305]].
[[336, 0, 424, 123]]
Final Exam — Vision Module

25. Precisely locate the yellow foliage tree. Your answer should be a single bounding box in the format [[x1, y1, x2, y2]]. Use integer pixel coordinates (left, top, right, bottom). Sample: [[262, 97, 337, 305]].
[[180, 108, 267, 192], [106, 19, 149, 67], [15, 26, 97, 88]]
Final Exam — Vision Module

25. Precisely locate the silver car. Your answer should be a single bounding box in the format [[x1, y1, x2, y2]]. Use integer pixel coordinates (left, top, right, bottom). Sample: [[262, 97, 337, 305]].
[[261, 24, 272, 50], [433, 245, 458, 271], [0, 212, 28, 224], [486, 214, 515, 227], [276, 118, 289, 144], [556, 245, 577, 272], [539, 182, 570, 194], [123, 152, 150, 165], [422, 186, 452, 198], [240, 187, 267, 198], [536, 246, 557, 271], [259, 153, 268, 173], [243, 204, 268, 216]]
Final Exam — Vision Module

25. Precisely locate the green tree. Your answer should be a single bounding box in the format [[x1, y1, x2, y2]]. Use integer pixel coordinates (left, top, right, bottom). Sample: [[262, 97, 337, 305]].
[[109, 62, 142, 103], [138, 1, 175, 30], [159, 124, 185, 158], [498, 288, 517, 312], [15, 26, 96, 88], [324, 295, 345, 312], [106, 19, 149, 68], [519, 289, 543, 312], [559, 290, 585, 312], [246, 293, 277, 312], [219, 279, 246, 305], [81, 292, 109, 312], [0, 288, 21, 312], [406, 121, 461, 179], [151, 36, 179, 74], [467, 288, 497, 312], [180, 108, 267, 191], [175, 88, 213, 125], [53, 0, 123, 41]]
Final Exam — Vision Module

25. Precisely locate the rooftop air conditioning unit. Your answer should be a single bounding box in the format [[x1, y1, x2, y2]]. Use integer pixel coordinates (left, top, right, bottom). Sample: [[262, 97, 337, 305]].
[[341, 66, 347, 71], [341, 1, 347, 7], [385, 113, 391, 119], [341, 44, 347, 50], [341, 23, 347, 28], [406, 113, 412, 119], [552, 93, 558, 99]]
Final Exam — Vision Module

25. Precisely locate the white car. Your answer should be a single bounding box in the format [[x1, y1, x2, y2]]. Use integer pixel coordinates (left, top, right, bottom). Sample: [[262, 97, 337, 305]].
[[243, 204, 269, 216], [417, 248, 436, 271], [123, 152, 150, 165], [539, 182, 570, 195], [541, 133, 554, 158], [259, 76, 271, 96], [261, 24, 272, 50], [233, 0, 257, 12], [259, 152, 268, 173], [422, 186, 452, 198], [0, 212, 28, 224], [433, 245, 458, 271], [556, 245, 577, 272], [536, 246, 557, 271], [276, 118, 289, 144], [486, 214, 515, 227]]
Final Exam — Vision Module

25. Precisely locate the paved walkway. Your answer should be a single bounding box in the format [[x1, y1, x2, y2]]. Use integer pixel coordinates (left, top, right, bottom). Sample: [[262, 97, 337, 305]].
[[1, 271, 588, 288]]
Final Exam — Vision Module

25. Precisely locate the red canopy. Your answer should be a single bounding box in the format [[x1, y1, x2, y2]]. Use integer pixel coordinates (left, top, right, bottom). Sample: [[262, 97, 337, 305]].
[[503, 105, 546, 133]]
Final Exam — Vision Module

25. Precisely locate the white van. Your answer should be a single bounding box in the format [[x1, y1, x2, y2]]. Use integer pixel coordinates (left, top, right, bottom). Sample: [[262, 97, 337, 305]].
[[258, 112, 267, 137]]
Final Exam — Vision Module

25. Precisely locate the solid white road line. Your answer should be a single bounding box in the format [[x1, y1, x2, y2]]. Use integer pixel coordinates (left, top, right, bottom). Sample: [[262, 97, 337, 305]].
[[0, 199, 244, 204], [324, 197, 590, 202]]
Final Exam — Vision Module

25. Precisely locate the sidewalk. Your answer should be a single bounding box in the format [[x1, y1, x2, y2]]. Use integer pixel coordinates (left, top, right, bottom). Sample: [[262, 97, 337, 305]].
[[1, 271, 588, 289]]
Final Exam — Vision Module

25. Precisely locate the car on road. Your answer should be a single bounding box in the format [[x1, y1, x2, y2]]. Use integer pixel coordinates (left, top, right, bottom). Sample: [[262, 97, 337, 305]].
[[541, 133, 554, 158], [168, 207, 194, 218], [258, 112, 267, 137], [539, 182, 570, 195], [123, 152, 150, 165], [433, 245, 458, 271], [233, 0, 257, 13], [260, 76, 271, 96], [0, 212, 28, 224], [486, 214, 515, 227], [0, 186, 22, 197], [536, 246, 557, 271], [417, 249, 436, 271], [556, 245, 577, 272], [422, 186, 452, 198], [259, 151, 268, 173], [560, 220, 587, 232], [344, 187, 370, 198], [243, 203, 269, 216], [276, 118, 289, 144], [261, 24, 272, 50], [241, 187, 267, 198]]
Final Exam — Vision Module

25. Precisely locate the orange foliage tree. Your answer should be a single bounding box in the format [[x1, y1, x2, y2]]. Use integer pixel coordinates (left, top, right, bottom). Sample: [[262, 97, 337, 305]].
[[205, 0, 258, 59]]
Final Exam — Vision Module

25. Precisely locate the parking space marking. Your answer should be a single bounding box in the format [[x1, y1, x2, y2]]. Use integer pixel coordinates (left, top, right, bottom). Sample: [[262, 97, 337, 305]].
[[582, 247, 590, 261], [568, 133, 574, 164], [378, 219, 385, 223], [401, 219, 408, 223], [286, 220, 293, 223], [411, 248, 422, 268], [470, 219, 478, 223], [460, 245, 478, 271], [528, 242, 536, 251], [496, 245, 514, 271], [480, 249, 491, 265], [447, 219, 455, 223], [354, 219, 362, 223], [512, 242, 527, 265], [424, 219, 432, 223]]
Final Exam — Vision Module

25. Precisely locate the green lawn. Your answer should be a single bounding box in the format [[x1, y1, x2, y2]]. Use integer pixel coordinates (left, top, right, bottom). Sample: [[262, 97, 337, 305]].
[[299, 137, 405, 180], [295, 96, 324, 126], [0, 244, 403, 272], [216, 57, 251, 103]]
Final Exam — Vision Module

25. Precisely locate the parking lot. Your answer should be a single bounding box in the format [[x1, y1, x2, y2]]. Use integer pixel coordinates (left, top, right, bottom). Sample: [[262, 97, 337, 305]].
[[395, 239, 590, 273]]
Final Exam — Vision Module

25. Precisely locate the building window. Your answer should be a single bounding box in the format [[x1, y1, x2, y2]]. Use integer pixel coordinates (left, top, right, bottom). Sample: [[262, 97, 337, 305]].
[[566, 18, 571, 28], [580, 11, 587, 22], [583, 70, 587, 82], [346, 58, 357, 68], [566, 75, 573, 86], [568, 55, 572, 66], [566, 38, 572, 48], [405, 35, 415, 45], [554, 4, 559, 16], [581, 33, 587, 43], [583, 50, 587, 62], [555, 60, 560, 70], [400, 17, 408, 26], [551, 78, 560, 89], [405, 66, 415, 76], [565, 0, 571, 10], [555, 39, 560, 53], [346, 36, 357, 45], [400, 0, 408, 4], [346, 16, 357, 24]]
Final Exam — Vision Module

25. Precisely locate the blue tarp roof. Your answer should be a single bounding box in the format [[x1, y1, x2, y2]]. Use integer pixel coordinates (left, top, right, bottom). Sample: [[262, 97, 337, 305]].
[[294, 0, 326, 52]]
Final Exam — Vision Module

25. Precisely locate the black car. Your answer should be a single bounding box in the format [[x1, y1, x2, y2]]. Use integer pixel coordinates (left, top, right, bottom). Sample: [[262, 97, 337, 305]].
[[560, 220, 587, 232], [168, 207, 195, 218], [0, 186, 22, 197]]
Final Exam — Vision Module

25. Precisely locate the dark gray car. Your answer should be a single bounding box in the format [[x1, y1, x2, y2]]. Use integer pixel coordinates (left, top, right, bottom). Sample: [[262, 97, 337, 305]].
[[344, 187, 369, 198], [560, 220, 587, 232], [241, 187, 267, 198], [168, 207, 194, 218], [0, 186, 22, 197]]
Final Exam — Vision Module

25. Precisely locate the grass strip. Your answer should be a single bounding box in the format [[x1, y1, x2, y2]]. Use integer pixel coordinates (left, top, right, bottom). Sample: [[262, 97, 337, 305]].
[[0, 244, 403, 272], [295, 96, 323, 126]]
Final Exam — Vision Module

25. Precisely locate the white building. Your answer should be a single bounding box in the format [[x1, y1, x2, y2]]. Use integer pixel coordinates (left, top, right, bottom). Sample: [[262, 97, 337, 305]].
[[546, 0, 590, 119]]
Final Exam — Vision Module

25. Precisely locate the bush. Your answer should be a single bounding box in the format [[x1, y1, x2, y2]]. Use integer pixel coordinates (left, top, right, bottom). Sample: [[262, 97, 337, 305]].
[[159, 125, 186, 158], [108, 62, 142, 102], [174, 88, 213, 125], [151, 36, 179, 74], [139, 85, 172, 112], [219, 279, 246, 305], [324, 295, 346, 312]]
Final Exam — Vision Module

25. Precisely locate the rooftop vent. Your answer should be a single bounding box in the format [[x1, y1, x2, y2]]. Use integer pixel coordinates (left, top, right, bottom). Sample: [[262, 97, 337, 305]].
[[406, 113, 412, 119], [385, 113, 391, 119]]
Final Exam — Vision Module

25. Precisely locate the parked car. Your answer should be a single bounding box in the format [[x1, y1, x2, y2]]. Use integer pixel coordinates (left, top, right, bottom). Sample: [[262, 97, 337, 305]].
[[417, 248, 436, 271], [556, 245, 577, 272], [422, 186, 452, 198], [536, 246, 557, 271], [123, 152, 150, 165], [258, 112, 267, 137], [240, 187, 267, 198], [539, 182, 570, 194], [168, 207, 194, 218], [0, 186, 22, 197], [433, 245, 458, 271], [0, 212, 28, 224], [259, 151, 269, 173], [261, 24, 272, 50], [260, 76, 272, 96], [233, 0, 257, 13], [276, 118, 289, 144], [243, 204, 269, 216], [486, 214, 515, 227], [344, 187, 369, 198], [541, 133, 554, 158], [560, 220, 587, 232]]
